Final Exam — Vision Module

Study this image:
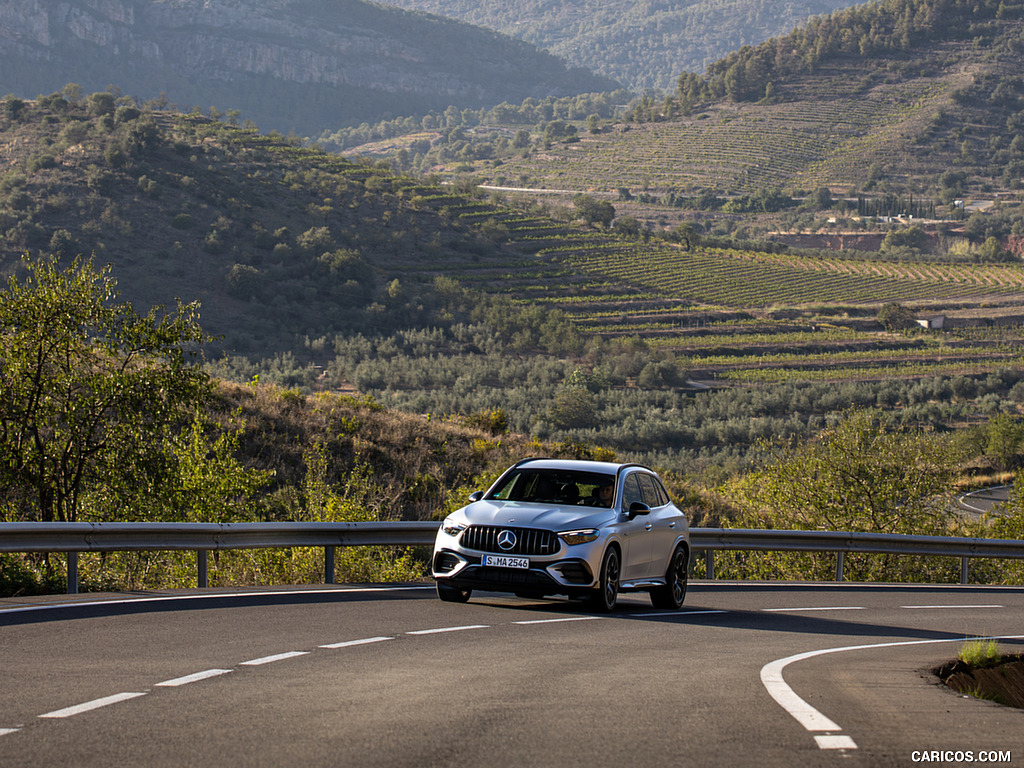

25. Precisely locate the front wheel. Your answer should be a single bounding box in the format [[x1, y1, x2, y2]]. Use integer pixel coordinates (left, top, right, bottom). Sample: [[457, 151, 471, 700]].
[[650, 545, 688, 610], [587, 546, 620, 613], [436, 582, 471, 603]]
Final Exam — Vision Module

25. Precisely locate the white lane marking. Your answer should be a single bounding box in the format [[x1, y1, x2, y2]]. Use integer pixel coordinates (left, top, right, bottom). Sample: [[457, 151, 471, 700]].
[[514, 616, 603, 625], [0, 585, 434, 616], [761, 634, 1024, 752], [901, 604, 1002, 610], [240, 651, 309, 666], [761, 654, 844, 732], [0, 728, 21, 736], [320, 636, 394, 649], [816, 735, 858, 750], [407, 624, 489, 635], [156, 669, 233, 687], [763, 606, 865, 612], [39, 692, 148, 719]]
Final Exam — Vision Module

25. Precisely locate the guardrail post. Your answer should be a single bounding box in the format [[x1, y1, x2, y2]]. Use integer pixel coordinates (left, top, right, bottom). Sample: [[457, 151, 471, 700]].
[[961, 557, 969, 585], [324, 546, 335, 585], [835, 551, 845, 582], [197, 550, 208, 589], [705, 550, 715, 580], [66, 551, 78, 595]]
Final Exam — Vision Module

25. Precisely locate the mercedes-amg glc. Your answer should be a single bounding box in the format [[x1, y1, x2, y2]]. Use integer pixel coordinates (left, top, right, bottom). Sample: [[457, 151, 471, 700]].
[[431, 458, 690, 612]]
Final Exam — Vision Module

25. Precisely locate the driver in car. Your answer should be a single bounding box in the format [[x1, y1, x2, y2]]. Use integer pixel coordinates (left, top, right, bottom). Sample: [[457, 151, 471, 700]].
[[587, 479, 615, 508]]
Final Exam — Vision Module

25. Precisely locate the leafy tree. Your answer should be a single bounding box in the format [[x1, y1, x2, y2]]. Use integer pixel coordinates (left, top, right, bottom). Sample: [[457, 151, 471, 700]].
[[983, 413, 1024, 471], [723, 409, 960, 580], [157, 413, 271, 523], [810, 186, 834, 210], [85, 91, 116, 117], [0, 258, 211, 524], [877, 302, 917, 331], [547, 369, 598, 429], [573, 194, 615, 228], [729, 409, 958, 535], [2, 96, 27, 122]]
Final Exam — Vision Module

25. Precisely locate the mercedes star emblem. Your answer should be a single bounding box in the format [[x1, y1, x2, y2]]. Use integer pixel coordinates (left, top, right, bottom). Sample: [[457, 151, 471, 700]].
[[497, 529, 517, 551]]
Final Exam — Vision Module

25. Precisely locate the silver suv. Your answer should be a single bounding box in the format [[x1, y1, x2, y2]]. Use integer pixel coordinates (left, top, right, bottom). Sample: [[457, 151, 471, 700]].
[[431, 458, 690, 611]]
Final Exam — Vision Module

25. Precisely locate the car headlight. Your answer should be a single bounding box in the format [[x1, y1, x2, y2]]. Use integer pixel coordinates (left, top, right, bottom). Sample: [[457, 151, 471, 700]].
[[558, 529, 599, 546], [442, 517, 467, 537]]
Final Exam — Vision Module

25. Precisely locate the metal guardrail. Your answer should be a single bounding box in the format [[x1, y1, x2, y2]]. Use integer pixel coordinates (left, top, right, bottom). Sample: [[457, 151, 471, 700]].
[[1, 522, 1022, 594], [692, 528, 1024, 585]]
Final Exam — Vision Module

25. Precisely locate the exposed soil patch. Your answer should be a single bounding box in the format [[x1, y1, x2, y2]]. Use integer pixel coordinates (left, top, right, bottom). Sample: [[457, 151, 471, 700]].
[[934, 655, 1024, 709]]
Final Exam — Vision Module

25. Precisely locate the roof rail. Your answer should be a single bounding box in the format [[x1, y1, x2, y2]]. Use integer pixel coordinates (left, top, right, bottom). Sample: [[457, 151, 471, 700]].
[[513, 456, 549, 468], [614, 463, 651, 482]]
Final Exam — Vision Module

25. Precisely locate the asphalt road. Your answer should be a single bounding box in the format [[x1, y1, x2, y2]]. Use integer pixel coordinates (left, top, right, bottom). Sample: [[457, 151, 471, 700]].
[[2, 582, 1023, 767]]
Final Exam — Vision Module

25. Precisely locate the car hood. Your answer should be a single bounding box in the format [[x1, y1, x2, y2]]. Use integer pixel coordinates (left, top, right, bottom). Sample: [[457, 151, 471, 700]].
[[460, 500, 616, 531]]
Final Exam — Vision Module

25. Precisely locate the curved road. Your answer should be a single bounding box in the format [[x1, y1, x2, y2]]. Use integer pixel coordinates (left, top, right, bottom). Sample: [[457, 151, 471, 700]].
[[2, 583, 1023, 766]]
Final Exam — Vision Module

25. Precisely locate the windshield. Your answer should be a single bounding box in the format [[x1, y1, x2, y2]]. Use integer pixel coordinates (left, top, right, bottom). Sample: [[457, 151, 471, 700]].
[[487, 468, 616, 508]]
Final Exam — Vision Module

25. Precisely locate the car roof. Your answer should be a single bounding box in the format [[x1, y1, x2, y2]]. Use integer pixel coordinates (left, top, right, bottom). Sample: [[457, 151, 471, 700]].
[[513, 458, 648, 475]]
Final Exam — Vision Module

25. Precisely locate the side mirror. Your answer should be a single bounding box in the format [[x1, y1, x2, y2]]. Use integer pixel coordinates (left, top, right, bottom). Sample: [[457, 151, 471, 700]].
[[628, 501, 651, 520], [468, 491, 484, 502]]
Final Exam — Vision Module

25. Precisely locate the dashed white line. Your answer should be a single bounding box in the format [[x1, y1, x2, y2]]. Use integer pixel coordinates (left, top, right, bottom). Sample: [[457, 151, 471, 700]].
[[240, 651, 309, 666], [514, 616, 602, 625], [320, 636, 394, 649], [156, 669, 233, 687], [0, 728, 21, 737], [407, 624, 489, 635], [39, 692, 148, 719], [901, 604, 1002, 610], [815, 734, 858, 750], [763, 606, 865, 612]]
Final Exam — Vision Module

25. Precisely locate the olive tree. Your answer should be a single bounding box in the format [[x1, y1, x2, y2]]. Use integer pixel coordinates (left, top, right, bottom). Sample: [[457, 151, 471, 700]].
[[0, 258, 213, 523], [573, 194, 615, 228], [722, 409, 962, 581], [729, 410, 957, 534]]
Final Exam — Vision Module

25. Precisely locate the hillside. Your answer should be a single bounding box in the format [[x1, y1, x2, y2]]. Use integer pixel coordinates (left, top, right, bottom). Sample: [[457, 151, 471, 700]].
[[0, 0, 617, 135], [4, 90, 1024, 478], [375, 0, 864, 91], [405, 0, 1024, 208]]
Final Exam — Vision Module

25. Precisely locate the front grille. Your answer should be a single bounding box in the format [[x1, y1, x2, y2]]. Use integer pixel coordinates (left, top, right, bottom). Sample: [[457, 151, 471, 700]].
[[461, 525, 559, 556], [470, 566, 556, 588]]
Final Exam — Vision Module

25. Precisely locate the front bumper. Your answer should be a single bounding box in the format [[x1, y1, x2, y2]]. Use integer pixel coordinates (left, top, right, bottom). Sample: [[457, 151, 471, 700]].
[[432, 548, 596, 597]]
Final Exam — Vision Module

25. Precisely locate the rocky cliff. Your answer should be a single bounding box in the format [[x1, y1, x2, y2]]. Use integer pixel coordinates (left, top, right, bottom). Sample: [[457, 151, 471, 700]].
[[0, 0, 617, 133]]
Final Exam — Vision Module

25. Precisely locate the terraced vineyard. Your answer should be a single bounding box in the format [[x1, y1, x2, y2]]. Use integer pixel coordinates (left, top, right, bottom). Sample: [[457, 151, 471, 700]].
[[475, 71, 956, 195], [563, 243, 1024, 304], [395, 191, 1024, 385], [728, 251, 1024, 289]]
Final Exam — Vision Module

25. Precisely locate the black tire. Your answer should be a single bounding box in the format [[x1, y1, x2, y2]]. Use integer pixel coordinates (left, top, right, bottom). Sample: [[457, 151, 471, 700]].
[[588, 546, 620, 613], [650, 545, 688, 610], [436, 582, 471, 603]]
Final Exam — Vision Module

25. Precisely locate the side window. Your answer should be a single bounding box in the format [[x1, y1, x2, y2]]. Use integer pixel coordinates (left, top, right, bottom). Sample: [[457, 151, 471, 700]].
[[656, 479, 670, 507], [638, 474, 664, 508], [622, 474, 644, 509]]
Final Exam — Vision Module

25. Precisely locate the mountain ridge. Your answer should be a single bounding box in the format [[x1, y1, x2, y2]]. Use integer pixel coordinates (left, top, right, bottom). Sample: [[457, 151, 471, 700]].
[[0, 0, 618, 134], [374, 0, 868, 90]]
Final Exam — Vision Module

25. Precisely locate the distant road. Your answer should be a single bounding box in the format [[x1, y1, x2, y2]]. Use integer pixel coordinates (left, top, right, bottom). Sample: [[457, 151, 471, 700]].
[[958, 485, 1012, 515], [2, 583, 1023, 766], [477, 184, 606, 195]]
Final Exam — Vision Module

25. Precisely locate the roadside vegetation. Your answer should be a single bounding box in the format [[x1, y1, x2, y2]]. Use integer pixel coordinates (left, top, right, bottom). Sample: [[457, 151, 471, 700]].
[[4, 256, 1024, 594], [936, 641, 1024, 709]]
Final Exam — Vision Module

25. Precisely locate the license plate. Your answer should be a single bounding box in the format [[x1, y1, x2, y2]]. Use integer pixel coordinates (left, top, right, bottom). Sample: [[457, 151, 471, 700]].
[[483, 555, 529, 569]]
